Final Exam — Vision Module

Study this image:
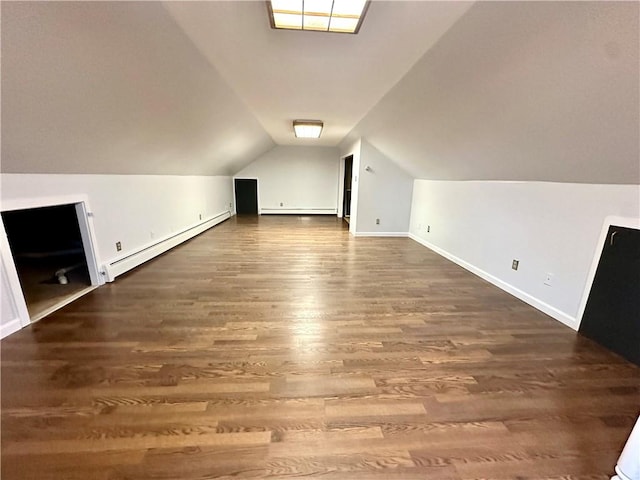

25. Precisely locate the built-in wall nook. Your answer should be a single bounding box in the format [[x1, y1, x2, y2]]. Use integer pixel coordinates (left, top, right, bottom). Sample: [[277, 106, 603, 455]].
[[579, 224, 640, 366], [1, 203, 96, 322]]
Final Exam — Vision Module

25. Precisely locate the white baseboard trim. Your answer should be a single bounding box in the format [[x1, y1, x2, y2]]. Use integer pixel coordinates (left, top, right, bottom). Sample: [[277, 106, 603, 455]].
[[353, 232, 410, 237], [104, 211, 230, 282], [0, 317, 23, 339], [408, 233, 578, 330], [260, 208, 337, 215]]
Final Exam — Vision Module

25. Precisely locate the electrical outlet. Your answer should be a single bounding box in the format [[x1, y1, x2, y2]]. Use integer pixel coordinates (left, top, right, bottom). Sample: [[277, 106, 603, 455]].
[[427, 225, 430, 233], [199, 213, 202, 220], [512, 259, 519, 270], [544, 273, 554, 286], [116, 241, 122, 252], [376, 218, 380, 225], [280, 202, 283, 207], [229, 202, 232, 208]]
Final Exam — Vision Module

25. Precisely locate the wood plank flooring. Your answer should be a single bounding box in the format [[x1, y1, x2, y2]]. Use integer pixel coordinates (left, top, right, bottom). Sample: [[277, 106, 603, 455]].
[[2, 215, 638, 479]]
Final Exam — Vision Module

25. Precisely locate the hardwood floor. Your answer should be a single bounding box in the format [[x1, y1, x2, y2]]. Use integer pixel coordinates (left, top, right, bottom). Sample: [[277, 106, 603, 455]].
[[2, 215, 638, 479]]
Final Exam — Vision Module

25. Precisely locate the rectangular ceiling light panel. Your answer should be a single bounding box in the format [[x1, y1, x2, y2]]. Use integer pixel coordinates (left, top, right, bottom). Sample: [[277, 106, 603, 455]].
[[269, 0, 369, 34], [273, 13, 302, 29], [293, 120, 323, 138]]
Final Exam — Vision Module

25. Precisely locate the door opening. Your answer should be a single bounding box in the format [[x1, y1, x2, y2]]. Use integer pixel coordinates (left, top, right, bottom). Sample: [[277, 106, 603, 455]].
[[579, 225, 640, 366], [342, 155, 353, 225], [234, 179, 258, 215], [2, 204, 94, 322]]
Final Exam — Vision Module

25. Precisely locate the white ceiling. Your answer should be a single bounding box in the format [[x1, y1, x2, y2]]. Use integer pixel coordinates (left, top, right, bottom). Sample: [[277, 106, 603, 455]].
[[1, 1, 274, 175], [163, 1, 473, 146], [344, 1, 640, 183], [2, 1, 638, 184]]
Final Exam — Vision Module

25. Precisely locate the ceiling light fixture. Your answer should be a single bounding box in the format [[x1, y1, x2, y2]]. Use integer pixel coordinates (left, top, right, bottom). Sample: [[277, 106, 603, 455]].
[[293, 120, 323, 138], [268, 0, 370, 34]]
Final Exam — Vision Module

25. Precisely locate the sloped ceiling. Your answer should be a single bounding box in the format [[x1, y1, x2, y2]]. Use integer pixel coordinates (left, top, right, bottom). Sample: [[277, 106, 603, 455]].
[[343, 1, 640, 184], [2, 1, 638, 184], [163, 1, 473, 147], [1, 0, 473, 175], [1, 1, 274, 175]]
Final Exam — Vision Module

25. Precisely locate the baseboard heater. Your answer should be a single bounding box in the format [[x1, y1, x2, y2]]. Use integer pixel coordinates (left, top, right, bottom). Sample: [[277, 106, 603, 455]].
[[103, 211, 230, 282], [260, 208, 337, 215]]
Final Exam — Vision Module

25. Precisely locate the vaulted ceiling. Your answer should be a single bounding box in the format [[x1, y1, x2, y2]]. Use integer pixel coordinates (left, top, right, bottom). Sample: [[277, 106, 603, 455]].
[[163, 1, 472, 147], [2, 1, 638, 183], [344, 1, 640, 183]]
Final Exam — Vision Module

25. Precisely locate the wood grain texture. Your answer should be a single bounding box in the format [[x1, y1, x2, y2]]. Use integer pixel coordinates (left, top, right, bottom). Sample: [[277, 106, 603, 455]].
[[2, 215, 638, 479]]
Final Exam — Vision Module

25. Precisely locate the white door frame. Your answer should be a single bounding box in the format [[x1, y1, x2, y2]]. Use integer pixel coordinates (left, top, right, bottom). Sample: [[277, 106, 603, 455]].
[[337, 155, 346, 219], [1, 220, 31, 333], [1, 194, 104, 333]]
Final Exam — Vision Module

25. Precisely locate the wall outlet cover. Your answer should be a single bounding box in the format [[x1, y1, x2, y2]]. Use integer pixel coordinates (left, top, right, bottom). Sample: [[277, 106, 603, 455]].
[[512, 259, 519, 270]]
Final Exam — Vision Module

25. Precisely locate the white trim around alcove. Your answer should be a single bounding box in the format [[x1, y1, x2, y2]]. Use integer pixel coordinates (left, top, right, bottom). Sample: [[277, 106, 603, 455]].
[[0, 194, 104, 337]]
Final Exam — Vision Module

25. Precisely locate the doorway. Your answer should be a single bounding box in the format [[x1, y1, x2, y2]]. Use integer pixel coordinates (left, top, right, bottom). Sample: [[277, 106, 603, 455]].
[[234, 179, 258, 215], [579, 225, 639, 366], [2, 204, 95, 322], [342, 155, 353, 225]]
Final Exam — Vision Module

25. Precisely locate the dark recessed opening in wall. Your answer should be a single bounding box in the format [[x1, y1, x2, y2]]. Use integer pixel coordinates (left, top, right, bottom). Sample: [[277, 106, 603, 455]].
[[234, 179, 258, 215], [579, 225, 640, 366], [342, 155, 353, 225], [2, 204, 91, 321]]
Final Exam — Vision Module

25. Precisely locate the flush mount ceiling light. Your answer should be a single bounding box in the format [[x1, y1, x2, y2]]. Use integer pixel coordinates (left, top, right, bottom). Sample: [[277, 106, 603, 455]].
[[293, 120, 323, 138], [268, 0, 370, 34]]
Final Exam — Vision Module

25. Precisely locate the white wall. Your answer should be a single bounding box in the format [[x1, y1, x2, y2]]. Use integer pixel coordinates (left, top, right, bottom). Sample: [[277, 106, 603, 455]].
[[355, 140, 413, 235], [0, 260, 23, 337], [235, 146, 339, 214], [1, 174, 233, 270], [409, 180, 640, 329]]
